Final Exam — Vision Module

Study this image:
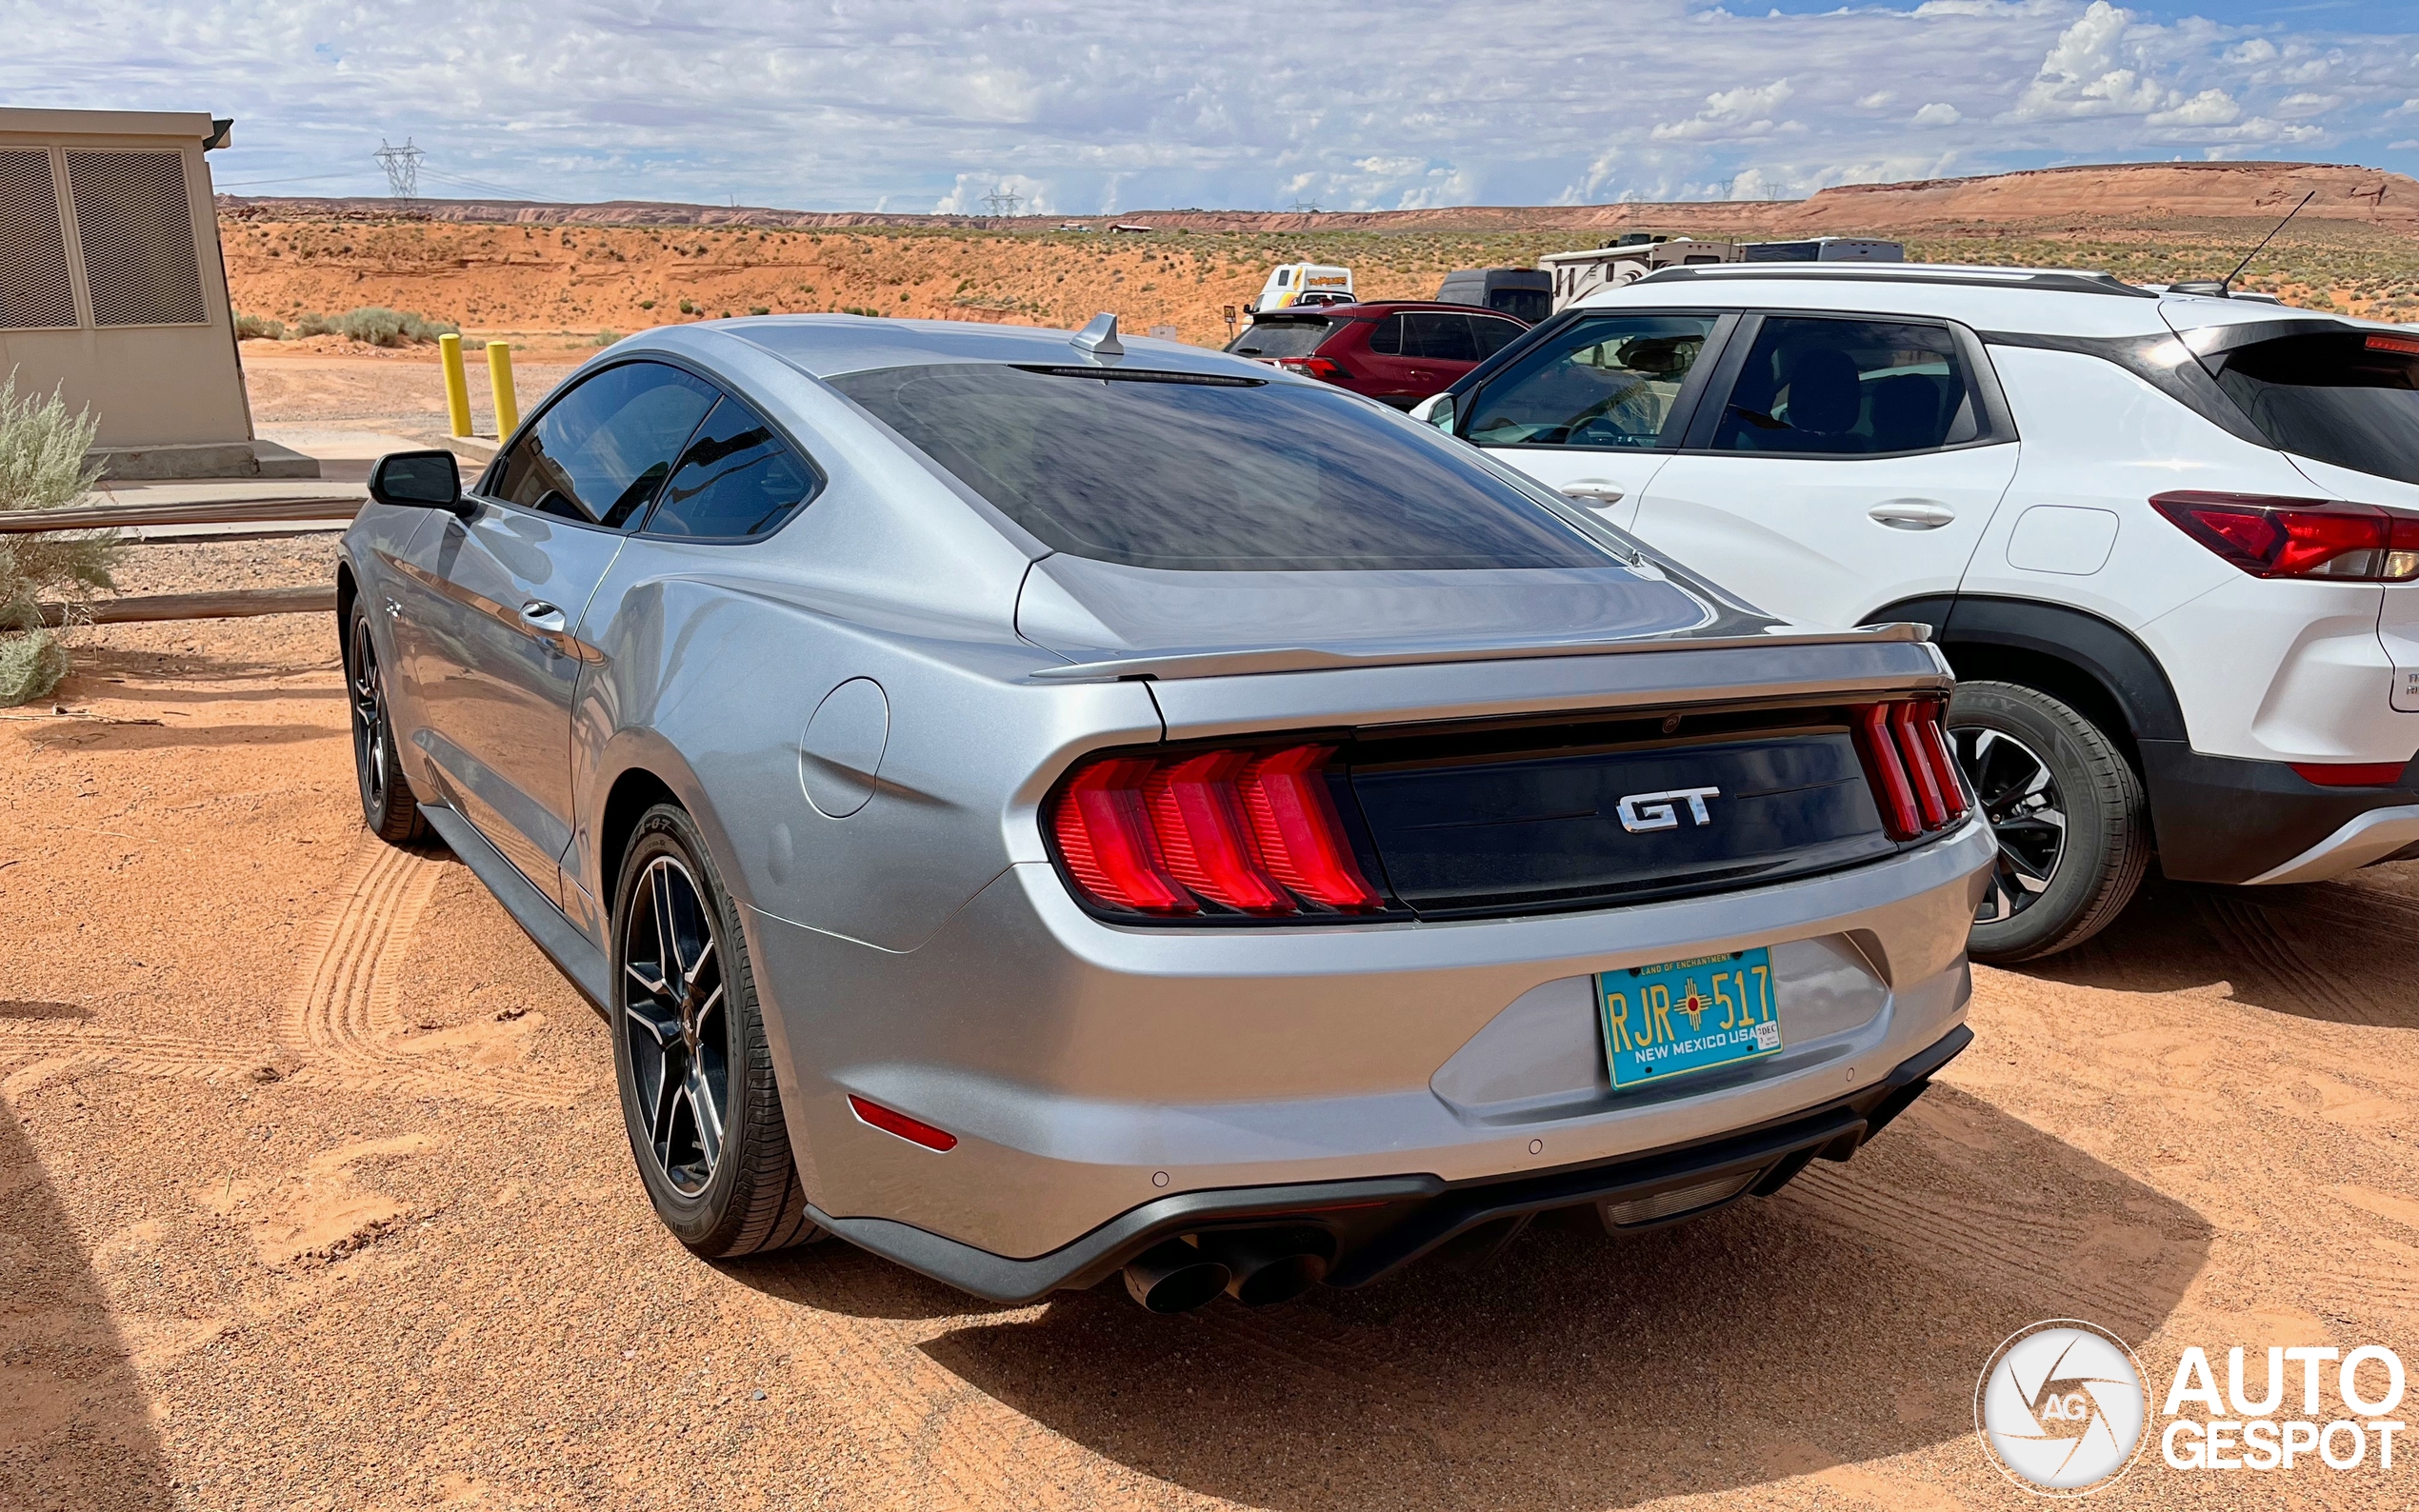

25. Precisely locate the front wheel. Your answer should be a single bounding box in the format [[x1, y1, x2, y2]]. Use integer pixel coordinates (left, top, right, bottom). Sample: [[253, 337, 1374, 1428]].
[[611, 804, 820, 1258], [1947, 681, 2149, 964], [345, 600, 426, 844]]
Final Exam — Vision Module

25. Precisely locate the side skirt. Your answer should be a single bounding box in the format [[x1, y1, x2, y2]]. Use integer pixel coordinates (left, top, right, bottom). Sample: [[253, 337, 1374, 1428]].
[[419, 802, 612, 1014]]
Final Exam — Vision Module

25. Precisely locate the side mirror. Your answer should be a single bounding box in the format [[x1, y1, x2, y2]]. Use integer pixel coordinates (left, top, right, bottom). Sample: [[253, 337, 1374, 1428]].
[[1409, 392, 1455, 432], [368, 450, 470, 517]]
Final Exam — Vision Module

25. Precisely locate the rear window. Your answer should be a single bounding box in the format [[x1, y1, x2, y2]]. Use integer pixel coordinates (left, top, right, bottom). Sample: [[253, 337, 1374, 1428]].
[[1226, 319, 1333, 359], [828, 362, 1611, 571], [2212, 329, 2419, 487]]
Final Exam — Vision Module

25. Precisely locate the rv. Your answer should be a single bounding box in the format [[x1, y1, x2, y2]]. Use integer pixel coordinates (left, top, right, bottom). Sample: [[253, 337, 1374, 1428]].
[[1537, 237, 1738, 312], [1739, 236, 1905, 264], [1252, 262, 1353, 312]]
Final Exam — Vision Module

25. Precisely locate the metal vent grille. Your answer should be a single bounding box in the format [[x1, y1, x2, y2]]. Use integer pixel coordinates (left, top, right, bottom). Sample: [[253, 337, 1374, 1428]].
[[66, 149, 207, 327], [0, 149, 76, 329]]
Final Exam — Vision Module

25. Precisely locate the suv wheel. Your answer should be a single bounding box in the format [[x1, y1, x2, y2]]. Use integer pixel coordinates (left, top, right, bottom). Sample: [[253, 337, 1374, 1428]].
[[1946, 681, 2149, 964], [611, 804, 821, 1258]]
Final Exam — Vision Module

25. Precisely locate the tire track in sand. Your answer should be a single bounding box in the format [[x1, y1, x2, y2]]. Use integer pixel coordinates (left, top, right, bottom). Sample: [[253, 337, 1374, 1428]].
[[279, 839, 589, 1109]]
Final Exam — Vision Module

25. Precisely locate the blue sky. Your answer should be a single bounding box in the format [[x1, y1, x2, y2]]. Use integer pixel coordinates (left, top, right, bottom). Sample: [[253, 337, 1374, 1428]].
[[6, 0, 2418, 212]]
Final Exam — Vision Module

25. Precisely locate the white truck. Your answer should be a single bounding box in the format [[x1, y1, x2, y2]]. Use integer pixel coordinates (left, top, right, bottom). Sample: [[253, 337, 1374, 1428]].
[[1251, 263, 1353, 313]]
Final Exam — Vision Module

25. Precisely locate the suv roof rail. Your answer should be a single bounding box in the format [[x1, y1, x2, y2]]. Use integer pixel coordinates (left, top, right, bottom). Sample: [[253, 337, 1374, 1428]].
[[1632, 264, 2159, 299]]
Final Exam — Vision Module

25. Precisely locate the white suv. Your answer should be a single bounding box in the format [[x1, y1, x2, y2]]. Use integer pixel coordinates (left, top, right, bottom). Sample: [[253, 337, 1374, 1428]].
[[1422, 263, 2419, 961]]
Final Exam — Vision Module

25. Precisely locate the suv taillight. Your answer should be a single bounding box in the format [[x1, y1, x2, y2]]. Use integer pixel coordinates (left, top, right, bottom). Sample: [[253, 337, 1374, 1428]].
[[1277, 356, 1349, 383], [2151, 491, 2419, 582], [1050, 744, 1385, 918], [1851, 701, 1969, 841]]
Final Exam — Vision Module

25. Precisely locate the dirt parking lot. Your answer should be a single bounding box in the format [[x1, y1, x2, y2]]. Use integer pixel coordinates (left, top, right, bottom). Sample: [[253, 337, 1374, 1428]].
[[6, 370, 2419, 1509]]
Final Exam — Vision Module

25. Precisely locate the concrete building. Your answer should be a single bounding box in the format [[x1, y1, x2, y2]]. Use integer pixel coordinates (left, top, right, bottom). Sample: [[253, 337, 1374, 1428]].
[[0, 108, 311, 478]]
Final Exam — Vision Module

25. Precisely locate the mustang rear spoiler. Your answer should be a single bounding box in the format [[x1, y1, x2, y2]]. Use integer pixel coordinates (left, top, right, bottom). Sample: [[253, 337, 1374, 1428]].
[[1027, 620, 1935, 683]]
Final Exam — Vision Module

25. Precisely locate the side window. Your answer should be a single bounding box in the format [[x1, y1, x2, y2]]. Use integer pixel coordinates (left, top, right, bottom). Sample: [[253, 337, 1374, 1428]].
[[1711, 316, 1980, 456], [1465, 314, 1718, 449], [1403, 312, 1478, 363], [1366, 315, 1403, 356], [643, 397, 821, 541], [1470, 315, 1525, 358], [491, 361, 717, 527]]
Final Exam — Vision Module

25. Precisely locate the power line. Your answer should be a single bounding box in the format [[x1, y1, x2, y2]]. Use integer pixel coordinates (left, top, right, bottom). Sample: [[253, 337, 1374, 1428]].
[[373, 138, 424, 205], [980, 183, 1022, 218]]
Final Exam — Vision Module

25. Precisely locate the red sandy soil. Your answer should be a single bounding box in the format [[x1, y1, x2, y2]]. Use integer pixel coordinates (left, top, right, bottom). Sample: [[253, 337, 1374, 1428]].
[[4, 367, 2418, 1510]]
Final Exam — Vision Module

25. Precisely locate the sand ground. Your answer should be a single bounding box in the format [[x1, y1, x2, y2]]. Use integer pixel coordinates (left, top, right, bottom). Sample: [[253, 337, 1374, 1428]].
[[5, 363, 2418, 1510]]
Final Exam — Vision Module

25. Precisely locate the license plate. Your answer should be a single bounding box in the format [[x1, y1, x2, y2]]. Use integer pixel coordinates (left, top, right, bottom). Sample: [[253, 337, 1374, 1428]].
[[1598, 947, 1781, 1088]]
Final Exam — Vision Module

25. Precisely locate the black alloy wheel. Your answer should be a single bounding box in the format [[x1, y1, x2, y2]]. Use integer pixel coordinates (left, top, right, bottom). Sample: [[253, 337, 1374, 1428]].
[[1954, 725, 2067, 925], [621, 853, 729, 1197], [609, 805, 819, 1258], [346, 602, 426, 843]]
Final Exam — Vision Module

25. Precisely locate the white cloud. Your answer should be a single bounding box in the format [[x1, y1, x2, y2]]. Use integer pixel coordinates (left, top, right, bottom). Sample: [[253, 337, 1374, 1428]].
[[1652, 78, 1795, 142], [1912, 102, 1963, 127], [932, 172, 1053, 216], [2147, 89, 2240, 128], [2012, 2, 2169, 121], [1856, 90, 1897, 109]]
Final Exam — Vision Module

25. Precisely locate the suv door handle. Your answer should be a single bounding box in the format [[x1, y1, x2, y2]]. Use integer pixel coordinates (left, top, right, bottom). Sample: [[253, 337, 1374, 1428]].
[[1869, 500, 1956, 530], [520, 600, 567, 632], [1560, 481, 1626, 506]]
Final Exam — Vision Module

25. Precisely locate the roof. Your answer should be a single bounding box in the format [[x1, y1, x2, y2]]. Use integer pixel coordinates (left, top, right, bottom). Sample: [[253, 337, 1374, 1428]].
[[0, 108, 221, 143], [1249, 300, 1523, 319], [669, 313, 1280, 382]]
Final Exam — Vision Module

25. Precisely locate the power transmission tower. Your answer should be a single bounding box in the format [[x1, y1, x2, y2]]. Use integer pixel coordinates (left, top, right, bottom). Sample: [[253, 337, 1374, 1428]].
[[374, 138, 424, 205], [980, 184, 1022, 219], [1289, 198, 1322, 214]]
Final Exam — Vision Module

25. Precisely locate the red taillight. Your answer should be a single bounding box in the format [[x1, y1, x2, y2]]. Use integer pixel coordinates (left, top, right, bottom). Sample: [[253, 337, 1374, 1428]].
[[2369, 334, 2419, 356], [1050, 744, 1384, 918], [2291, 760, 2409, 787], [1853, 701, 1966, 841], [1278, 356, 1348, 383], [2151, 491, 2419, 583], [849, 1095, 958, 1152]]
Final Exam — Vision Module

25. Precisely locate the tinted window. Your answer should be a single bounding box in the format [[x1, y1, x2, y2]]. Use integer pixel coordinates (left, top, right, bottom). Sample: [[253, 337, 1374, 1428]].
[[1467, 314, 1717, 448], [1471, 315, 1526, 356], [1402, 312, 1478, 363], [644, 397, 820, 540], [1226, 319, 1332, 359], [2213, 330, 2419, 487], [1490, 289, 1550, 324], [1711, 316, 1978, 456], [1367, 316, 1403, 356], [830, 363, 1609, 572], [492, 361, 716, 527]]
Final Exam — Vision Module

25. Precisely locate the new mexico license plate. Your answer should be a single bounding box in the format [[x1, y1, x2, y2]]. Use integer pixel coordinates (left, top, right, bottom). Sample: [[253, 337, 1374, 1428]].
[[1598, 947, 1781, 1088]]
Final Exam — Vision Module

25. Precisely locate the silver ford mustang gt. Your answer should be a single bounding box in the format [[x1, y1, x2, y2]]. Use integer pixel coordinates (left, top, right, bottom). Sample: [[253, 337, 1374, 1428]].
[[338, 313, 1994, 1313]]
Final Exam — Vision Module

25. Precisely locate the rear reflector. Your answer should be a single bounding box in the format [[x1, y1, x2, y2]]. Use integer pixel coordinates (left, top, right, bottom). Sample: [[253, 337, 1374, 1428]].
[[848, 1095, 958, 1151], [1050, 743, 1384, 918], [2291, 761, 2409, 787], [1853, 700, 1966, 841], [2151, 490, 2419, 583]]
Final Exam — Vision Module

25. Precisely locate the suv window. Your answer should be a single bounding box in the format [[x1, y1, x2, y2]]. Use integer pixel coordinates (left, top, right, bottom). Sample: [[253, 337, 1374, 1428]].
[[829, 363, 1610, 572], [1367, 315, 1403, 356], [1402, 312, 1479, 363], [1226, 319, 1331, 360], [491, 361, 717, 527], [1471, 314, 1526, 357], [643, 396, 820, 540], [1711, 316, 1979, 456], [1466, 314, 1717, 448], [2211, 329, 2419, 487]]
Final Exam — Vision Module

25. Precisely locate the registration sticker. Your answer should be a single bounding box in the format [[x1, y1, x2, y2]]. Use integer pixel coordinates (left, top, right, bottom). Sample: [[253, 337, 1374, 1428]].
[[1598, 947, 1781, 1088]]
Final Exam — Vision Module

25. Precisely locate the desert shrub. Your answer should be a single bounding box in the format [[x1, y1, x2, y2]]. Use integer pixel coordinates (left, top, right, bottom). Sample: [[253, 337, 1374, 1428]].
[[0, 372, 121, 706], [592, 330, 621, 347], [294, 307, 460, 347], [678, 299, 697, 314], [638, 299, 657, 310], [748, 306, 770, 316], [233, 311, 286, 341]]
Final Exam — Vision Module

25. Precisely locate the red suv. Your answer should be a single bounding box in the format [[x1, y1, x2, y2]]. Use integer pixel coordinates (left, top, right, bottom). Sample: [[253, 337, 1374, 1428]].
[[1224, 301, 1529, 409]]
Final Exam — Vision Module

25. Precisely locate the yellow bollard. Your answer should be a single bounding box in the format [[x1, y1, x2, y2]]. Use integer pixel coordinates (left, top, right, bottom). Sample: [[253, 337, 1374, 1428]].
[[486, 341, 519, 439], [438, 332, 472, 438]]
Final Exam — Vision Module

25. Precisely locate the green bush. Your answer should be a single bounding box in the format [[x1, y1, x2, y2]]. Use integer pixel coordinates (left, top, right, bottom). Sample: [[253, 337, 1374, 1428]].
[[748, 306, 770, 316], [233, 311, 286, 341], [294, 307, 459, 347], [678, 299, 697, 314], [0, 372, 121, 706]]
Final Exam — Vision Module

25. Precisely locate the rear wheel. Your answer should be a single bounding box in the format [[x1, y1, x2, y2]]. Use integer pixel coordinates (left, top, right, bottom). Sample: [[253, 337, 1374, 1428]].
[[611, 804, 820, 1258], [1947, 681, 2148, 964], [345, 600, 426, 844]]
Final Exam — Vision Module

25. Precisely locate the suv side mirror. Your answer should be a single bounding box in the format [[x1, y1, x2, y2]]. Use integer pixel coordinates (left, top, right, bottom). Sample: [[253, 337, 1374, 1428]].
[[368, 450, 470, 517]]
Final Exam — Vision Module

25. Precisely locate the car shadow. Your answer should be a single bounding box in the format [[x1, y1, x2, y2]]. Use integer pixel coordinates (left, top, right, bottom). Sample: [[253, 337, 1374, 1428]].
[[2020, 869, 2419, 1027], [0, 1099, 172, 1507], [744, 1086, 2207, 1507]]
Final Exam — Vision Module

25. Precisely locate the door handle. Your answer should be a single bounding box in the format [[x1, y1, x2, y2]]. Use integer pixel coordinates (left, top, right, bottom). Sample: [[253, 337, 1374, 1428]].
[[1560, 480, 1627, 506], [1869, 500, 1956, 530], [519, 600, 567, 632]]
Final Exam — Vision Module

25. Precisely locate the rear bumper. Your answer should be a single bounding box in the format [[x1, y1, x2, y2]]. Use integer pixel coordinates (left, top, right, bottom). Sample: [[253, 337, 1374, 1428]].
[[804, 1023, 1973, 1303], [2142, 742, 2419, 884]]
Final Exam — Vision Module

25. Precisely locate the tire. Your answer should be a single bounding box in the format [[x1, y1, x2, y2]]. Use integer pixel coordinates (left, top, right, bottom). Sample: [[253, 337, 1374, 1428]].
[[344, 599, 427, 845], [1947, 681, 2149, 964], [610, 804, 821, 1258]]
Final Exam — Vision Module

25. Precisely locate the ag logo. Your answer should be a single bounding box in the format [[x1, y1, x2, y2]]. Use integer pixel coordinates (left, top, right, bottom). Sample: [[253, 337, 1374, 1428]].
[[1616, 786, 1719, 833], [1976, 1321, 2149, 1496]]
